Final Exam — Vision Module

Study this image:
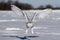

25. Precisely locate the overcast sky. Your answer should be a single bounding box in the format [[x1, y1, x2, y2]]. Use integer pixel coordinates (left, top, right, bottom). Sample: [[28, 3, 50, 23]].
[[19, 0, 60, 8], [0, 0, 60, 8]]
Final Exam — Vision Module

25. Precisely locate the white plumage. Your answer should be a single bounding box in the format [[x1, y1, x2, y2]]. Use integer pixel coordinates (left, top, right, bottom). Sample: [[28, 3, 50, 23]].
[[11, 5, 24, 16], [38, 9, 52, 19]]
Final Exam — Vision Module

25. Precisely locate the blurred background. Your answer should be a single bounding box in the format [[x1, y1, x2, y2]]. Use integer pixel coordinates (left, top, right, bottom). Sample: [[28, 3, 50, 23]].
[[0, 0, 60, 10]]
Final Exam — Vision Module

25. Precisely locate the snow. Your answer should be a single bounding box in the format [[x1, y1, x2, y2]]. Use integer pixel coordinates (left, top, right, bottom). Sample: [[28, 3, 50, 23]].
[[0, 5, 60, 40], [5, 28, 24, 30]]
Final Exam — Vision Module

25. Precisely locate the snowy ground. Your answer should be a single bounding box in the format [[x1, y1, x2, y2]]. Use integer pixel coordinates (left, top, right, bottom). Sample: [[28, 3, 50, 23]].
[[0, 10, 60, 40]]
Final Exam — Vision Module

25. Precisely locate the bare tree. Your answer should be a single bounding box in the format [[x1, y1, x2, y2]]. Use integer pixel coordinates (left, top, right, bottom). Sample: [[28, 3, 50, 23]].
[[45, 4, 53, 9], [36, 5, 45, 10]]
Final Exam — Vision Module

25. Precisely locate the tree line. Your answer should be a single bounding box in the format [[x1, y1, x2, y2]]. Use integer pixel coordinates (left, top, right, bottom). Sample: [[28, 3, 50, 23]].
[[0, 1, 60, 10]]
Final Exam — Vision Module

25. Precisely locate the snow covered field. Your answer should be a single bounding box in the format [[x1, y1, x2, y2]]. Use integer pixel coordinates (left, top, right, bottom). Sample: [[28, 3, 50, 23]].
[[0, 10, 60, 40]]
